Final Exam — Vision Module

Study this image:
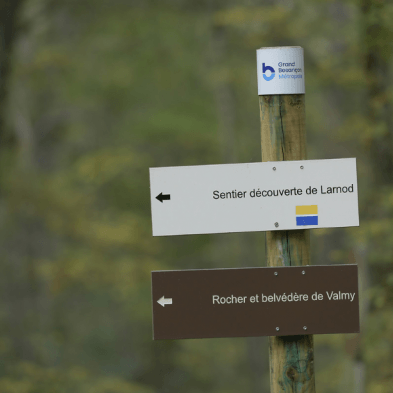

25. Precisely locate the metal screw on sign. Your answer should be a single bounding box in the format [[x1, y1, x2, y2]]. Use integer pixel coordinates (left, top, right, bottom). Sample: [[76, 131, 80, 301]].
[[274, 222, 279, 228], [302, 270, 306, 275], [276, 327, 280, 332], [300, 165, 304, 169], [273, 167, 276, 171], [274, 272, 278, 276], [303, 326, 307, 331]]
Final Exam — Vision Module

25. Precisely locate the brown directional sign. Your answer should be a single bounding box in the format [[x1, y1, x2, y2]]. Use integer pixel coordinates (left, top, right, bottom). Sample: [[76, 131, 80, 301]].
[[151, 264, 359, 340]]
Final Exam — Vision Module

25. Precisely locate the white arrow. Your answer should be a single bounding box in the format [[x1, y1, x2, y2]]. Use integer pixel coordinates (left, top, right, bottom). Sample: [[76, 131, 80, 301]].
[[157, 296, 173, 307]]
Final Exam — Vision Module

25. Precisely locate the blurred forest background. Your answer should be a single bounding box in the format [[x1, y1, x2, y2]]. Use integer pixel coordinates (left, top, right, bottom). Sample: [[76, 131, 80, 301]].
[[0, 0, 392, 392]]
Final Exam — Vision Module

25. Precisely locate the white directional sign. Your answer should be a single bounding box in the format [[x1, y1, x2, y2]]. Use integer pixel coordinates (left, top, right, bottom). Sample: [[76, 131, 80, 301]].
[[149, 158, 359, 237]]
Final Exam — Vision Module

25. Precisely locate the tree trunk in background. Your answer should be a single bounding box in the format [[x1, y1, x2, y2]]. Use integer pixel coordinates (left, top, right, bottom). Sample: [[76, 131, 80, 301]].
[[351, 1, 393, 391], [345, 246, 369, 393], [0, 0, 25, 143], [210, 23, 237, 164], [0, 0, 32, 363], [362, 0, 393, 185]]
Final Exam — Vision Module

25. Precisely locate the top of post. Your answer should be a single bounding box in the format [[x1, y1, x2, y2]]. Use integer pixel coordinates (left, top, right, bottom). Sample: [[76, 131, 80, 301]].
[[256, 46, 305, 96], [259, 46, 302, 49]]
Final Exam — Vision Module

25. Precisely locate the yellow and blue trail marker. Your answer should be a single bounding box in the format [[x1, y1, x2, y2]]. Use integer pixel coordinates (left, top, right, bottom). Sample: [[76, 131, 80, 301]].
[[296, 205, 318, 226]]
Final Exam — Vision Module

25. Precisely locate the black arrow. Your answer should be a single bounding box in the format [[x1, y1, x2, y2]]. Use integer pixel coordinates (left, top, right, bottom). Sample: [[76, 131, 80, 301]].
[[156, 192, 170, 203]]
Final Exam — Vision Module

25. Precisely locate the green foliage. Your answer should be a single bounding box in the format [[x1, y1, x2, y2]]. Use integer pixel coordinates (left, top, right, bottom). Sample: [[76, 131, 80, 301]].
[[1, 0, 393, 392], [0, 362, 153, 393]]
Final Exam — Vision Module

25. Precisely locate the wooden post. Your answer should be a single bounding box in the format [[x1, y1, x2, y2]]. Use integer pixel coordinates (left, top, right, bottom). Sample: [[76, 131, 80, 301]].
[[257, 48, 316, 392]]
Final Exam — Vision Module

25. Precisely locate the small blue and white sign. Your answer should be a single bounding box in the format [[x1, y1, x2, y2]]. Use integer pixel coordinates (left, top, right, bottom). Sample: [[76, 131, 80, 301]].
[[257, 47, 305, 95]]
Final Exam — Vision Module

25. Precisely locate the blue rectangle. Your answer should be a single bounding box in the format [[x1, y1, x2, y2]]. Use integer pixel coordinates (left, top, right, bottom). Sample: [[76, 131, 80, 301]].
[[296, 216, 318, 226]]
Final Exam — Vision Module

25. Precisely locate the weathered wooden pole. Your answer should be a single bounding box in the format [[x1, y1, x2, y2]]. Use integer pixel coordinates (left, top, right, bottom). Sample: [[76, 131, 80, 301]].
[[257, 47, 316, 392]]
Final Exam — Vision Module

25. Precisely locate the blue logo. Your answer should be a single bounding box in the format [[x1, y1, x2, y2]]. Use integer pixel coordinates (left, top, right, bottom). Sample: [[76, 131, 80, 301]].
[[262, 63, 275, 81]]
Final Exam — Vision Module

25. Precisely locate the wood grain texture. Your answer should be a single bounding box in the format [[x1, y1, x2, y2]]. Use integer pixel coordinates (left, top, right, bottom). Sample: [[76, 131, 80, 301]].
[[269, 335, 315, 393], [259, 94, 316, 393]]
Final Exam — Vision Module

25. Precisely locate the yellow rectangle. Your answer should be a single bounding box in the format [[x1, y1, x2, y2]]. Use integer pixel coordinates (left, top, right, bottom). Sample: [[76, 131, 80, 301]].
[[296, 205, 318, 215]]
